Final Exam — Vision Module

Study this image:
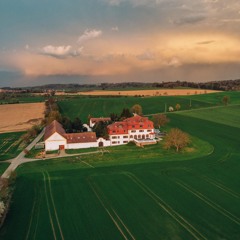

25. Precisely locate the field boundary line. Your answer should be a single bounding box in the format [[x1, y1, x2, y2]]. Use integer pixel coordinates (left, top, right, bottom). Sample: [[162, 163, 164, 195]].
[[42, 172, 57, 240], [81, 160, 95, 168], [181, 168, 240, 199], [111, 208, 136, 240], [25, 188, 37, 240], [175, 180, 240, 226], [144, 103, 240, 117], [33, 188, 42, 240], [88, 178, 135, 240], [45, 172, 65, 240], [202, 177, 240, 199], [124, 172, 206, 240]]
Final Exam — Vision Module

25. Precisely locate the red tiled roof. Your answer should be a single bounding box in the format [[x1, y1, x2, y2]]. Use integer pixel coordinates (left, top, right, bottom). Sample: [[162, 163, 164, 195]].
[[44, 120, 66, 140], [123, 115, 148, 123], [107, 114, 154, 135], [64, 132, 97, 143]]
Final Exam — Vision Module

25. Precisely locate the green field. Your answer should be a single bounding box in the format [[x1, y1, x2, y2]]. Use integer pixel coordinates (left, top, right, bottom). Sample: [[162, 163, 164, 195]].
[[0, 95, 45, 104], [58, 91, 240, 122], [1, 94, 240, 239], [0, 132, 26, 161]]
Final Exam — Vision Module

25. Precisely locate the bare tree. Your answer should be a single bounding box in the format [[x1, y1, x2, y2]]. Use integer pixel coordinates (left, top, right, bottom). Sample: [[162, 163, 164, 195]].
[[152, 114, 169, 128], [222, 95, 230, 106], [131, 104, 143, 115], [175, 103, 181, 111], [164, 128, 190, 152]]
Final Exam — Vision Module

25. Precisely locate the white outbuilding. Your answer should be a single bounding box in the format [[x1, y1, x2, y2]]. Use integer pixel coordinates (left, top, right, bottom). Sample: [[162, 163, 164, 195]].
[[44, 120, 101, 151]]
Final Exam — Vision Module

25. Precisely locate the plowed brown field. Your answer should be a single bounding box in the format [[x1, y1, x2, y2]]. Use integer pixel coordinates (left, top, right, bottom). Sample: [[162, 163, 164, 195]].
[[48, 88, 220, 96], [78, 89, 220, 96], [0, 103, 45, 133]]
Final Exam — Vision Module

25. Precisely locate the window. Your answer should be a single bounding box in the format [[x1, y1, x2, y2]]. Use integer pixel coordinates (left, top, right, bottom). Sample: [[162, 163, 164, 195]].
[[123, 141, 128, 143], [147, 130, 152, 132], [132, 125, 135, 128], [113, 130, 116, 133], [123, 136, 128, 138], [139, 130, 144, 132], [112, 136, 117, 139], [140, 125, 143, 128], [112, 141, 117, 144], [130, 135, 133, 138], [131, 130, 136, 133]]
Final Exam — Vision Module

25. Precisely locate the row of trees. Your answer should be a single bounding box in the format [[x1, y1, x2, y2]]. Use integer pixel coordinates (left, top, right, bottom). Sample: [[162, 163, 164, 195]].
[[0, 172, 16, 225]]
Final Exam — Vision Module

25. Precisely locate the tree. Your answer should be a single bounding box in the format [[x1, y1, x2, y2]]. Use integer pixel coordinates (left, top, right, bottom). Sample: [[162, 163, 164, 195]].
[[222, 95, 230, 106], [0, 201, 5, 218], [47, 111, 62, 124], [61, 116, 73, 133], [175, 103, 181, 111], [110, 112, 119, 122], [72, 117, 83, 132], [164, 128, 191, 152], [120, 108, 132, 119], [152, 114, 170, 128], [93, 121, 109, 138], [131, 104, 143, 115]]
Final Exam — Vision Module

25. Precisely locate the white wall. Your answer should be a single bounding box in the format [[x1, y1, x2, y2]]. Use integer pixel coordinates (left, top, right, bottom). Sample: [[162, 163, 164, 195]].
[[97, 138, 111, 147], [109, 128, 155, 146], [45, 133, 66, 151], [67, 142, 98, 149], [110, 134, 129, 145]]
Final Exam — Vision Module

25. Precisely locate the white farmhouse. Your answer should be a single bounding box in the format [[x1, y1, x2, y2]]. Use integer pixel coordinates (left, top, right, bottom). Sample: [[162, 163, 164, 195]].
[[44, 120, 110, 151], [107, 114, 156, 146]]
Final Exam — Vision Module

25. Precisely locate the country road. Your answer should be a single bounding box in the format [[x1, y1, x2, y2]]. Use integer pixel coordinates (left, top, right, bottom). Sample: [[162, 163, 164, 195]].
[[1, 128, 45, 179], [1, 128, 103, 179]]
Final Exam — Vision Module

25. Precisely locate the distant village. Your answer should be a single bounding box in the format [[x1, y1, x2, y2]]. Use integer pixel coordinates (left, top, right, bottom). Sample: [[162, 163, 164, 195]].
[[1, 79, 240, 93]]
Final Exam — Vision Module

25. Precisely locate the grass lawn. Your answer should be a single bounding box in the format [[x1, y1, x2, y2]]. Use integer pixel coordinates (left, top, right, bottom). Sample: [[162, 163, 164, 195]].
[[58, 95, 214, 122], [0, 132, 26, 161], [0, 95, 45, 104], [1, 98, 240, 239], [0, 163, 10, 175], [57, 91, 240, 122], [176, 104, 240, 129]]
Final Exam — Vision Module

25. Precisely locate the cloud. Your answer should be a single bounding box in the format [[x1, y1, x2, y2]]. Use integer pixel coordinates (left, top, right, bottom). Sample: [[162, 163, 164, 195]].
[[77, 29, 102, 44], [102, 0, 165, 7], [40, 45, 83, 59], [137, 50, 155, 61], [221, 19, 240, 23], [197, 40, 215, 45], [111, 26, 119, 31], [172, 14, 206, 25], [167, 57, 182, 67]]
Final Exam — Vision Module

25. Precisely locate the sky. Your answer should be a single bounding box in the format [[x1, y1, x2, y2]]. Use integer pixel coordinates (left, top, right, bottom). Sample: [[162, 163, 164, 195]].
[[1, 0, 240, 87]]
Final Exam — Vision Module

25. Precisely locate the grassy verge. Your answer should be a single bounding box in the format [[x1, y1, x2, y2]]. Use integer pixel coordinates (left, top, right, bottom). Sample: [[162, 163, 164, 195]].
[[0, 163, 10, 175], [0, 132, 27, 161]]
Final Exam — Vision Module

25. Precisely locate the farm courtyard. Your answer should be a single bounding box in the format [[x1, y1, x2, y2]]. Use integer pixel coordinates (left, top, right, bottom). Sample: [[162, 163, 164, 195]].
[[0, 91, 240, 239]]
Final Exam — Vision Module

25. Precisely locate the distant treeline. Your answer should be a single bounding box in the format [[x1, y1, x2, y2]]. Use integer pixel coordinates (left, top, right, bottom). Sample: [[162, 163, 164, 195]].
[[1, 79, 240, 92]]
